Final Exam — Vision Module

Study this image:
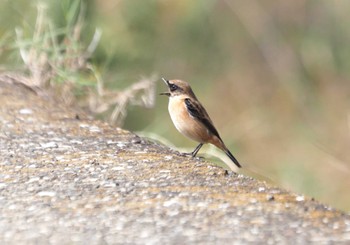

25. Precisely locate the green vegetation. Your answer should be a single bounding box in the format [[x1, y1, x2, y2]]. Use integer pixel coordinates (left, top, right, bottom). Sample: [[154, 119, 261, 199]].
[[1, 0, 350, 211]]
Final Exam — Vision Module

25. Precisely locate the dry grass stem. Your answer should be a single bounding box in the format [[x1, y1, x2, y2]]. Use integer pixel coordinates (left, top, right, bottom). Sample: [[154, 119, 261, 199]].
[[0, 3, 156, 126]]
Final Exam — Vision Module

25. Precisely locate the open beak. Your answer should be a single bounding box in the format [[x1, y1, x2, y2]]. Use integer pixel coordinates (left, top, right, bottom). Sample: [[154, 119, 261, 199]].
[[161, 77, 170, 85], [159, 77, 171, 96]]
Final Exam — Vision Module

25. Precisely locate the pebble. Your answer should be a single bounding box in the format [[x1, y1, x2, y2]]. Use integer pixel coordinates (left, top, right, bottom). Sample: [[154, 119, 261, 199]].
[[19, 108, 33, 115], [40, 142, 58, 149], [37, 191, 56, 197]]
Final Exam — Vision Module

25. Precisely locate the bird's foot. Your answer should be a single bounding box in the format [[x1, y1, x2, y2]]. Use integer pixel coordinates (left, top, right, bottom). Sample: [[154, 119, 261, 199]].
[[178, 152, 192, 157], [178, 151, 204, 160]]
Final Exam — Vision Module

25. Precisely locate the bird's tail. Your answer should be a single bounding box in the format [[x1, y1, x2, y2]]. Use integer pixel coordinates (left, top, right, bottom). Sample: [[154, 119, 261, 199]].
[[210, 136, 242, 168], [224, 149, 241, 168]]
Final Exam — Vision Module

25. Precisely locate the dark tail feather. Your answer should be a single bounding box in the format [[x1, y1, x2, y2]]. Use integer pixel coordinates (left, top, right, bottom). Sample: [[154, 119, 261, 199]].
[[225, 149, 242, 168]]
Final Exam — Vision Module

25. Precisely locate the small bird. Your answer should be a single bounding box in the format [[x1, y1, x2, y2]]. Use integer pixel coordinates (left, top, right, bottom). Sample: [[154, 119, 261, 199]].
[[160, 78, 241, 168]]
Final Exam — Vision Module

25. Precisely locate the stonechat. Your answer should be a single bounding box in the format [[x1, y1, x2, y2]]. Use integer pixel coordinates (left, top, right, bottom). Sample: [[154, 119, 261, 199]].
[[160, 78, 241, 168]]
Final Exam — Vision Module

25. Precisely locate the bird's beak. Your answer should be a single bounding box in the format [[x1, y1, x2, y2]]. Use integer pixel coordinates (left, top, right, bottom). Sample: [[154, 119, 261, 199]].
[[160, 77, 171, 96], [161, 77, 170, 86]]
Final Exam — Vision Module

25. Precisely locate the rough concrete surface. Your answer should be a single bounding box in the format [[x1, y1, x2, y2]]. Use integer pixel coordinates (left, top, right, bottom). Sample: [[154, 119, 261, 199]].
[[0, 81, 350, 244]]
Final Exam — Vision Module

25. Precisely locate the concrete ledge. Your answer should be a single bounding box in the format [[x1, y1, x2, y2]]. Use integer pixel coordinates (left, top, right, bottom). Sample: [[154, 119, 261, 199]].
[[0, 81, 349, 244]]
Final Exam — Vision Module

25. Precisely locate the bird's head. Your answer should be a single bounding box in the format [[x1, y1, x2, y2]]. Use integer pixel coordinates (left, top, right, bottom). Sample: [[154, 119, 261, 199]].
[[160, 78, 196, 98]]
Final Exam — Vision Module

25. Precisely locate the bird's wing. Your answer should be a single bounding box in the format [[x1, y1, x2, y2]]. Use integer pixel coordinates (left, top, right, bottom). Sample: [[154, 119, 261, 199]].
[[184, 98, 222, 140]]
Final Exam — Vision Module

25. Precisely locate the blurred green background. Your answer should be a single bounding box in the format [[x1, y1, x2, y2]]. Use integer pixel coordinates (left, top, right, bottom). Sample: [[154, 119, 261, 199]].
[[1, 0, 350, 211]]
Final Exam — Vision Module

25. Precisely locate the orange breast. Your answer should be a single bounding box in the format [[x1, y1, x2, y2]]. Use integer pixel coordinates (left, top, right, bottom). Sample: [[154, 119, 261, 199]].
[[168, 97, 211, 143]]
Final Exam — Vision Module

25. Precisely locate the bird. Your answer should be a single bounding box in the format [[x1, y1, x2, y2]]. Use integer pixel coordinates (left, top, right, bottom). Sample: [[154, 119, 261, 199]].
[[160, 78, 241, 168]]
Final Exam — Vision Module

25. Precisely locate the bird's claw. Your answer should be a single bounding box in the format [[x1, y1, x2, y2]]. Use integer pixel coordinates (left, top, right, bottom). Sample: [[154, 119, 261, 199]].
[[178, 151, 204, 160], [178, 152, 192, 157]]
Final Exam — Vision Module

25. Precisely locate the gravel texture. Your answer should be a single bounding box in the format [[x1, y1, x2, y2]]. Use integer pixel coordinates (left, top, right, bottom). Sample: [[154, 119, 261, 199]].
[[0, 81, 350, 244]]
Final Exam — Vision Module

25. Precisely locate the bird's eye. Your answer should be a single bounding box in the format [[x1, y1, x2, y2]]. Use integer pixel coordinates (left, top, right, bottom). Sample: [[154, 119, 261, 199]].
[[169, 84, 178, 92]]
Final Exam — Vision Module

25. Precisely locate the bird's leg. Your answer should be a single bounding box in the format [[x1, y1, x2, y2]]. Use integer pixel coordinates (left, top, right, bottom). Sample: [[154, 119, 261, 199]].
[[191, 143, 203, 157], [178, 143, 204, 158]]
